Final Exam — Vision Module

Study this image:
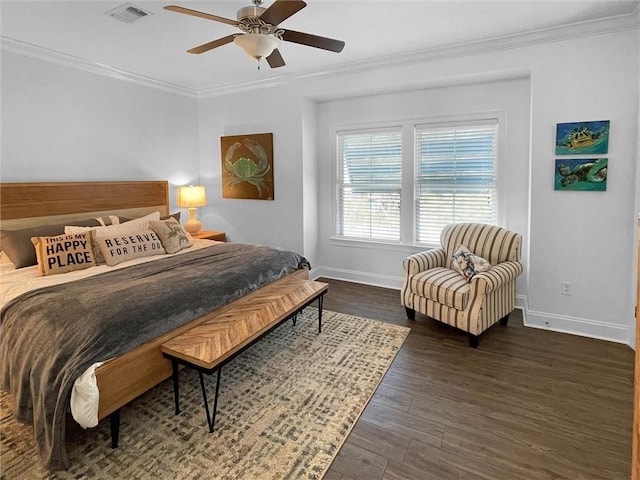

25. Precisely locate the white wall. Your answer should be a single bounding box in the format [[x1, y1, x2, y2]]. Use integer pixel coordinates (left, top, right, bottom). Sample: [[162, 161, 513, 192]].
[[0, 51, 199, 211], [525, 31, 638, 343], [301, 98, 320, 266], [196, 88, 306, 253], [198, 20, 640, 345], [314, 78, 531, 297], [237, 21, 639, 345], [2, 15, 638, 346]]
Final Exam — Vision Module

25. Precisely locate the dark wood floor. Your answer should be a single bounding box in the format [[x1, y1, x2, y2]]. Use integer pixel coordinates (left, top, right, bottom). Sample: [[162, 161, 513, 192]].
[[319, 278, 635, 480]]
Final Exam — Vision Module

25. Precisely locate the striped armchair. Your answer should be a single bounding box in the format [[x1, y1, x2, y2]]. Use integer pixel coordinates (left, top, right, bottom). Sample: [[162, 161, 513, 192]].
[[401, 223, 523, 347]]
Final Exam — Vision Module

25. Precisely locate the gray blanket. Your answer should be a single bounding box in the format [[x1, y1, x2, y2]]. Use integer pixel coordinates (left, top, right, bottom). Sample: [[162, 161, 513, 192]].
[[0, 243, 309, 470]]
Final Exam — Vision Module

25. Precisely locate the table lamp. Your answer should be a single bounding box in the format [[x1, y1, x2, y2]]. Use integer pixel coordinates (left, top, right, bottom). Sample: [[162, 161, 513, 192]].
[[177, 185, 207, 235]]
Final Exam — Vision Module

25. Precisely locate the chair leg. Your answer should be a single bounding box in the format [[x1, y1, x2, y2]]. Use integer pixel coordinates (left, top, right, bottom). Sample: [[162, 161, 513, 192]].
[[468, 334, 479, 348], [405, 307, 416, 320], [500, 314, 510, 326]]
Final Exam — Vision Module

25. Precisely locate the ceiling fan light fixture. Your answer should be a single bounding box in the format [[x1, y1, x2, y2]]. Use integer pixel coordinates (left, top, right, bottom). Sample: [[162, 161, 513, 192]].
[[234, 33, 280, 61], [166, 1, 345, 69]]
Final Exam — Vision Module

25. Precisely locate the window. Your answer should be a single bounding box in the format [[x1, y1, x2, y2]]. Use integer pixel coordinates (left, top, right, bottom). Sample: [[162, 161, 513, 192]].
[[336, 128, 402, 241], [415, 120, 498, 244], [335, 118, 498, 245]]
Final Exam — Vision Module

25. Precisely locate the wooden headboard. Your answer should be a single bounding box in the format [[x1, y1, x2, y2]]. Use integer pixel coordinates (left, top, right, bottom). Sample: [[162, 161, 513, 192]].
[[0, 181, 170, 229]]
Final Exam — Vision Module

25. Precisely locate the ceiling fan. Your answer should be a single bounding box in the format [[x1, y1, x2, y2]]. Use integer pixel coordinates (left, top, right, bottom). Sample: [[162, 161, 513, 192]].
[[164, 0, 345, 69]]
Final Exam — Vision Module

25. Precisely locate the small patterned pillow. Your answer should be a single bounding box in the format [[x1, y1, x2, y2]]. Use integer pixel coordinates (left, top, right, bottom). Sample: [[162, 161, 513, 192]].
[[451, 245, 491, 282], [149, 218, 193, 254], [95, 230, 166, 266], [31, 232, 96, 276]]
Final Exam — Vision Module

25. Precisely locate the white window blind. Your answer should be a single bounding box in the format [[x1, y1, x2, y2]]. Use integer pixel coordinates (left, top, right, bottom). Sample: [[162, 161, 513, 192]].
[[336, 128, 402, 241], [415, 120, 498, 244]]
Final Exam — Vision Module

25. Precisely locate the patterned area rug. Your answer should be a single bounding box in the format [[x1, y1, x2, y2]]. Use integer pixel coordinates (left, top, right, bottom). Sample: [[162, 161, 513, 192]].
[[1, 308, 409, 479]]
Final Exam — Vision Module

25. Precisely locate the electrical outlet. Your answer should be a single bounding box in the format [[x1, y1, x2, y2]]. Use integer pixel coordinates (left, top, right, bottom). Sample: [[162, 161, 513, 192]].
[[560, 281, 572, 296]]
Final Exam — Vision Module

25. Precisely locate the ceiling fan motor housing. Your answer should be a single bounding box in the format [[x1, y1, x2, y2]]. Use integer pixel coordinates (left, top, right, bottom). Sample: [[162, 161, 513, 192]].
[[236, 6, 266, 22], [237, 5, 282, 37]]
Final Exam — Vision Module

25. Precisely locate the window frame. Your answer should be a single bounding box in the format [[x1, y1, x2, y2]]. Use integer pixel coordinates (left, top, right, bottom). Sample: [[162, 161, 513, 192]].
[[335, 126, 404, 243], [414, 117, 500, 245], [330, 111, 506, 250]]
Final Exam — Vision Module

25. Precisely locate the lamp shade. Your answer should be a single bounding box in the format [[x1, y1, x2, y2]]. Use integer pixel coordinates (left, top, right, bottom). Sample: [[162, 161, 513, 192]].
[[177, 185, 207, 208], [234, 33, 280, 60]]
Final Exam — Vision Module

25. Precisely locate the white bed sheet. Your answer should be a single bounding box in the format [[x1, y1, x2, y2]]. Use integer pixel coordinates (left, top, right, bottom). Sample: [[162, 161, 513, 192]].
[[0, 239, 220, 428]]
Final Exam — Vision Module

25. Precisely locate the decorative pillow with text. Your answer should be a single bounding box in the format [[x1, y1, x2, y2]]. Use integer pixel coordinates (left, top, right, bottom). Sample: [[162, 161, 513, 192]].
[[1, 217, 104, 269], [31, 232, 96, 276], [95, 229, 166, 266], [66, 211, 161, 264]]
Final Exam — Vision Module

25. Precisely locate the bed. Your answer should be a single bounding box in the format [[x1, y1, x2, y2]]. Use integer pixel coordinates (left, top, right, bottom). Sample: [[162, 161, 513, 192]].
[[0, 181, 310, 470]]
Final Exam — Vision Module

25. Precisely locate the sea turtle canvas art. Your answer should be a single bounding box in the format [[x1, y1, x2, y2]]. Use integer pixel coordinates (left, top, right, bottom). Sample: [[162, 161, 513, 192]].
[[221, 133, 274, 200], [554, 158, 607, 191], [555, 120, 609, 155]]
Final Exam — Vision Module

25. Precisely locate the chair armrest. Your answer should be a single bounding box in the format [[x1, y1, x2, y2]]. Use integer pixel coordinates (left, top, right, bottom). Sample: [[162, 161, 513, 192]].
[[403, 248, 446, 275], [471, 261, 524, 294]]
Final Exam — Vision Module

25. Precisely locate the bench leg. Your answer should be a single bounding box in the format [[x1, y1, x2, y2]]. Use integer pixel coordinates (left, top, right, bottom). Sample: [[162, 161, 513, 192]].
[[199, 367, 222, 433], [171, 359, 181, 415], [318, 294, 324, 333], [292, 313, 297, 326], [110, 409, 120, 449]]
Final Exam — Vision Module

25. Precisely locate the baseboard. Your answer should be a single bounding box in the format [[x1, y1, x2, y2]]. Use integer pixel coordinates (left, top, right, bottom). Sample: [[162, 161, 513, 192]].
[[524, 309, 630, 345], [311, 268, 529, 309], [311, 267, 630, 345], [311, 267, 529, 314], [515, 294, 527, 318], [310, 266, 403, 290]]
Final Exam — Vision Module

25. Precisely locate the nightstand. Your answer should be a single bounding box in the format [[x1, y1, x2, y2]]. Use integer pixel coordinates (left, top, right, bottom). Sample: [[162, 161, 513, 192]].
[[193, 230, 227, 242]]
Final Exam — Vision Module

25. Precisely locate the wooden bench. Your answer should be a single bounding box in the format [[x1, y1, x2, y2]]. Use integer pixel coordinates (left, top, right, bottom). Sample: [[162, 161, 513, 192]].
[[160, 278, 329, 433]]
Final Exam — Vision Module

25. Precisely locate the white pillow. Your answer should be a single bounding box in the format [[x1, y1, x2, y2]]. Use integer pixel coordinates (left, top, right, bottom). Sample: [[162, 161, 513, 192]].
[[65, 211, 160, 237], [65, 211, 161, 264], [0, 251, 14, 266]]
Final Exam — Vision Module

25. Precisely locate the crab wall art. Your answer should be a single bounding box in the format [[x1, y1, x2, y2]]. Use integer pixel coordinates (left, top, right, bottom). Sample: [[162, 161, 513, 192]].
[[220, 133, 274, 200]]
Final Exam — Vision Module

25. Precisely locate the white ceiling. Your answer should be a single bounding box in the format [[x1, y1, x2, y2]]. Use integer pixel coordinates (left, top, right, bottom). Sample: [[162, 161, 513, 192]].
[[1, 0, 638, 95]]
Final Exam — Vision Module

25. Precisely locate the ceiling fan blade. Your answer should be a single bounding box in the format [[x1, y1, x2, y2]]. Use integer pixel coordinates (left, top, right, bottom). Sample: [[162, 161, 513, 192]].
[[164, 5, 239, 26], [266, 49, 286, 68], [259, 0, 306, 26], [187, 34, 239, 54], [281, 29, 345, 53]]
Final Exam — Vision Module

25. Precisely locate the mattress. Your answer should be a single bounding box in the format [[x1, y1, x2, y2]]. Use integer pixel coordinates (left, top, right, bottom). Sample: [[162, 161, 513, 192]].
[[1, 238, 309, 470], [0, 239, 220, 428]]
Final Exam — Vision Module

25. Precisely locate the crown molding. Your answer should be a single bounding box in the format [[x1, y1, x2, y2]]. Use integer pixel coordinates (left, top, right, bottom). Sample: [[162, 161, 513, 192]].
[[2, 10, 638, 99], [199, 10, 639, 98], [1, 36, 198, 98]]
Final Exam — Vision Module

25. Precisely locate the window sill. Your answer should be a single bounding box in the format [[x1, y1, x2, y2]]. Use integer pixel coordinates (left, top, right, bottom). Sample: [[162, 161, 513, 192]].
[[329, 236, 439, 254]]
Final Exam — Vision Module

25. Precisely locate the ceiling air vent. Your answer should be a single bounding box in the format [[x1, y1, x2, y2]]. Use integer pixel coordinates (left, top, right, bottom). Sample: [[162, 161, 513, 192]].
[[104, 3, 153, 24]]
